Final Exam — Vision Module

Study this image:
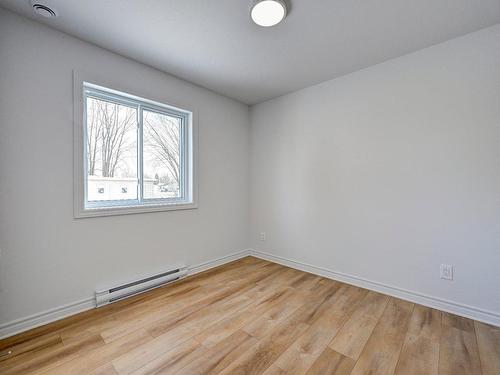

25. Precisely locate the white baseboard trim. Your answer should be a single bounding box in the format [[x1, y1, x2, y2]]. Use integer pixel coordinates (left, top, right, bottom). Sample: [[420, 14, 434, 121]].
[[250, 249, 500, 327], [0, 249, 252, 340], [188, 249, 251, 276], [0, 298, 95, 340]]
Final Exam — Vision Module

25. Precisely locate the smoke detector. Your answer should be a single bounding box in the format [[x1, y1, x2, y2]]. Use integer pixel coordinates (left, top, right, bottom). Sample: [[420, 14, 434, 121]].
[[30, 1, 58, 18]]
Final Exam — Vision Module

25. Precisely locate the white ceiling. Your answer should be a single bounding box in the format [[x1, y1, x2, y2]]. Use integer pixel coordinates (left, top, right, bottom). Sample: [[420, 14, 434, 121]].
[[2, 0, 500, 104]]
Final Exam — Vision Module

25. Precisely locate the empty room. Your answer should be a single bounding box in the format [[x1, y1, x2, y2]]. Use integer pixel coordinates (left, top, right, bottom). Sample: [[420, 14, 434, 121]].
[[0, 1, 499, 374]]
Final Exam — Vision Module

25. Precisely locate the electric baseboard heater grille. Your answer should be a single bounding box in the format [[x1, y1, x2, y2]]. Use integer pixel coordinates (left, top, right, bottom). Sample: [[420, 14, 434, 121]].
[[95, 266, 188, 307]]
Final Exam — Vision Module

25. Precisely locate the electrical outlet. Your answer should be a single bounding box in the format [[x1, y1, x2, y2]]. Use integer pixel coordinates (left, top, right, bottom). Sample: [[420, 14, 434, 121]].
[[260, 232, 266, 241], [440, 264, 453, 280]]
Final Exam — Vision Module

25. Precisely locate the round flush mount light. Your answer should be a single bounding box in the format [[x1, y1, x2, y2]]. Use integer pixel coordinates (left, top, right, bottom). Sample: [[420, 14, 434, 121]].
[[30, 1, 58, 18], [251, 0, 287, 27]]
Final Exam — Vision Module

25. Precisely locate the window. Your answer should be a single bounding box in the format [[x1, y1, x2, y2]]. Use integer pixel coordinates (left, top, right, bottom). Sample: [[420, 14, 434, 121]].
[[74, 79, 196, 217]]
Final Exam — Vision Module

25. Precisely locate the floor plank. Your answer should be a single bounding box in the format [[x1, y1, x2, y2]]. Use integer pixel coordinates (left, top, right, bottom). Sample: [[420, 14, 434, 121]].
[[305, 347, 355, 375], [0, 334, 63, 363], [262, 364, 289, 374], [439, 321, 482, 375], [394, 306, 442, 375], [195, 287, 304, 347], [329, 291, 389, 359], [242, 288, 308, 339], [443, 312, 475, 332], [0, 333, 105, 375], [112, 331, 195, 375], [39, 330, 151, 375], [475, 321, 500, 375], [89, 363, 119, 375], [273, 285, 366, 374], [218, 321, 310, 374], [350, 298, 414, 375], [219, 281, 345, 374], [176, 330, 258, 375], [127, 338, 201, 375]]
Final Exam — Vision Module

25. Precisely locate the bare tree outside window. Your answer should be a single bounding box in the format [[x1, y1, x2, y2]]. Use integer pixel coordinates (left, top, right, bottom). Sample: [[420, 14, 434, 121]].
[[99, 101, 136, 177], [85, 97, 138, 202], [86, 97, 137, 178], [143, 110, 182, 199], [86, 98, 102, 176]]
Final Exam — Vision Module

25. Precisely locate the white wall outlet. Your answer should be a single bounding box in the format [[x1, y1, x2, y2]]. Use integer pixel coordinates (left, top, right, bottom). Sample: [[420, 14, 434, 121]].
[[440, 264, 453, 280], [260, 232, 266, 241]]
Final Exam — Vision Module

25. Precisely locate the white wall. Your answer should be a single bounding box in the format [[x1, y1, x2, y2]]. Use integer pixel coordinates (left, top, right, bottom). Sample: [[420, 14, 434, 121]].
[[0, 9, 250, 326], [250, 25, 500, 318]]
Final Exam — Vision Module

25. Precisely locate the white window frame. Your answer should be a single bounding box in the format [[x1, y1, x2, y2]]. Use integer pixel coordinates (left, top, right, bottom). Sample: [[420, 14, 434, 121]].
[[73, 71, 197, 218]]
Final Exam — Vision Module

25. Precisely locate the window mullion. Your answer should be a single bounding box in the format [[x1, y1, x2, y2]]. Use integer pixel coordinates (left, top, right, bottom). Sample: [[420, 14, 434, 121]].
[[138, 105, 144, 204], [181, 116, 187, 200]]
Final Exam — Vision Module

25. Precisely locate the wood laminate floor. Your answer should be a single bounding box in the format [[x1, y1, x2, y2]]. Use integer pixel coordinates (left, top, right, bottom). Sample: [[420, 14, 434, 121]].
[[0, 257, 499, 374]]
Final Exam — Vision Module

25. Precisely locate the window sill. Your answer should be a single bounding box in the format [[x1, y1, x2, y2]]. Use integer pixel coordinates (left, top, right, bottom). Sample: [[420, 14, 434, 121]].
[[75, 201, 197, 218]]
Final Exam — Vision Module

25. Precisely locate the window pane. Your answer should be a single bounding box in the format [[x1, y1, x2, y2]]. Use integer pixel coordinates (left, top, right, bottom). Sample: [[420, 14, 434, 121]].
[[85, 96, 138, 203], [143, 109, 182, 200]]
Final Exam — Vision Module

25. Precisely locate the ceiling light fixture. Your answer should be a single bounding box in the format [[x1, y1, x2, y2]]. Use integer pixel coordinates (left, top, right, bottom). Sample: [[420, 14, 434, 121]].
[[251, 0, 287, 27]]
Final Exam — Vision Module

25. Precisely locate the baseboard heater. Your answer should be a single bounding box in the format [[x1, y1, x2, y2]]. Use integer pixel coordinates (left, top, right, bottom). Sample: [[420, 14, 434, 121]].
[[95, 266, 188, 307]]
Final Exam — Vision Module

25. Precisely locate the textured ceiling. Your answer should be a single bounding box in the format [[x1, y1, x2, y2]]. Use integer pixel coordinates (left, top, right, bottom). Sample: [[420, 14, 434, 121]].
[[1, 0, 500, 104]]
